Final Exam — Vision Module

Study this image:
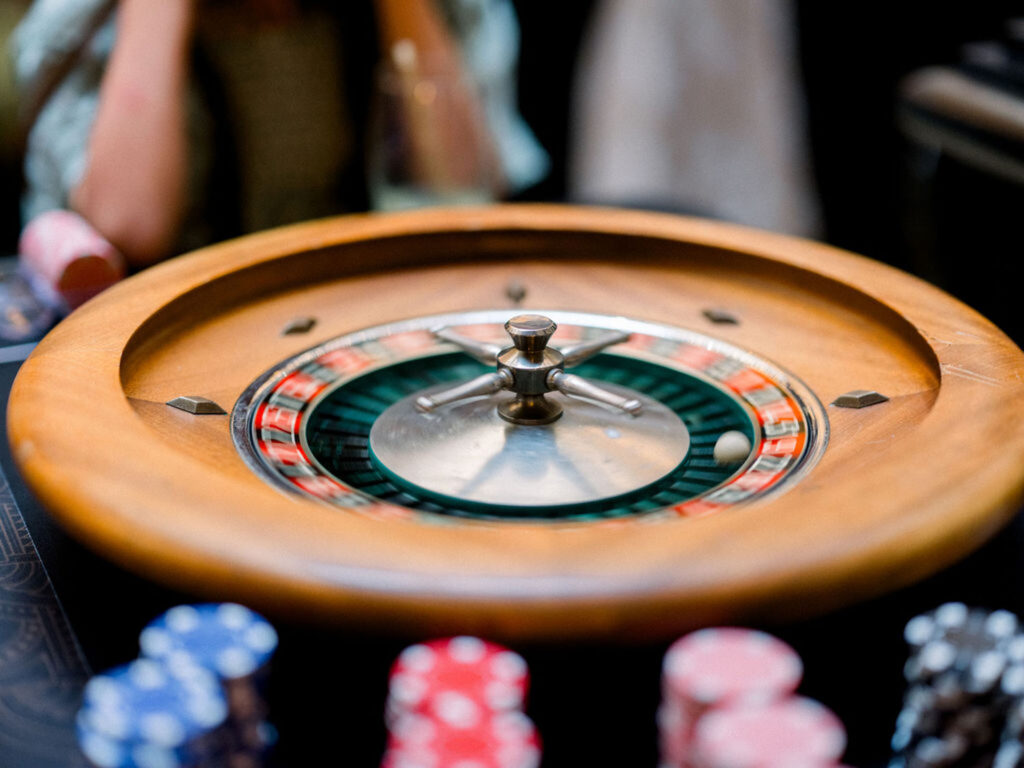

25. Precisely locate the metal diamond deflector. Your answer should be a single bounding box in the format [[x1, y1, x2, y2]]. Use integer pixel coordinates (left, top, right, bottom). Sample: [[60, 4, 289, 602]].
[[282, 316, 317, 335], [505, 280, 527, 305], [703, 308, 740, 325], [166, 396, 226, 415], [832, 389, 890, 409]]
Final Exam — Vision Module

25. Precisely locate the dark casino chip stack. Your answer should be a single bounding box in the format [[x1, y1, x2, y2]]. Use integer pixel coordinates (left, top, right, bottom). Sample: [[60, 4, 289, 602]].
[[76, 658, 230, 768], [890, 603, 1023, 768], [139, 604, 279, 768], [380, 636, 540, 768]]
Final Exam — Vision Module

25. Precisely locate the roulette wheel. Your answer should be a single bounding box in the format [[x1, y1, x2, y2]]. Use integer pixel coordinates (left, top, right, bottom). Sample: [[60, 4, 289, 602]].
[[8, 204, 1024, 645]]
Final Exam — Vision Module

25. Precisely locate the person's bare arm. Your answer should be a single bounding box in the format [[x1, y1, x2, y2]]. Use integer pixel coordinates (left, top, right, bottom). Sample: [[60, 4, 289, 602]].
[[70, 0, 196, 266]]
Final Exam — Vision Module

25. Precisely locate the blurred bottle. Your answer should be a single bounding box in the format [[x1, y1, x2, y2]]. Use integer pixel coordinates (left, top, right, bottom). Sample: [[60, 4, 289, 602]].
[[367, 39, 503, 211]]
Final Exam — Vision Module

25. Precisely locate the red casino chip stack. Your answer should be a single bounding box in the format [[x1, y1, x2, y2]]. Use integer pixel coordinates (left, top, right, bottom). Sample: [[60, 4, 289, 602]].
[[382, 636, 538, 768], [386, 636, 529, 724], [659, 627, 804, 767], [691, 696, 848, 768]]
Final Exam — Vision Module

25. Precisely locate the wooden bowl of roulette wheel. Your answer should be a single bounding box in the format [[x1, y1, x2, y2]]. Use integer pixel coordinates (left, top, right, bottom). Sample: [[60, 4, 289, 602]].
[[8, 205, 1024, 641]]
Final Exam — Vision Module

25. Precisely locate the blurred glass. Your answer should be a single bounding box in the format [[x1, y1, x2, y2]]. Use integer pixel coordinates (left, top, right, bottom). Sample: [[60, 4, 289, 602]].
[[367, 48, 503, 211]]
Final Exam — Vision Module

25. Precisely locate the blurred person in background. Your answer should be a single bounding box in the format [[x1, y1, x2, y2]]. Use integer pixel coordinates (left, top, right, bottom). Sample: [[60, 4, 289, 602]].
[[569, 0, 821, 238], [1, 0, 30, 250], [10, 0, 546, 268]]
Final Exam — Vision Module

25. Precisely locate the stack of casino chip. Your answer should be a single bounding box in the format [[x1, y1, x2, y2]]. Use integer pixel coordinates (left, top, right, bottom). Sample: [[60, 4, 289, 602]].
[[890, 602, 1022, 768], [381, 636, 540, 768], [658, 627, 806, 767], [139, 603, 279, 767], [76, 658, 229, 768]]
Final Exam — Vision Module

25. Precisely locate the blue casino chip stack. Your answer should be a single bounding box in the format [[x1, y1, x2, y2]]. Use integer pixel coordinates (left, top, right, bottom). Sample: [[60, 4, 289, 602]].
[[139, 604, 279, 766], [76, 658, 229, 768]]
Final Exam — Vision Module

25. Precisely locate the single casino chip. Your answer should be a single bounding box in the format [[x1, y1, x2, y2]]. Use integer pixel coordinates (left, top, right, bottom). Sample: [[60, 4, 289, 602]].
[[383, 710, 541, 768], [76, 659, 228, 768], [691, 697, 847, 768], [79, 659, 227, 745], [662, 627, 803, 707], [387, 636, 530, 722], [76, 719, 230, 768], [76, 723, 190, 768], [910, 733, 970, 767], [140, 603, 279, 682], [902, 604, 1019, 686]]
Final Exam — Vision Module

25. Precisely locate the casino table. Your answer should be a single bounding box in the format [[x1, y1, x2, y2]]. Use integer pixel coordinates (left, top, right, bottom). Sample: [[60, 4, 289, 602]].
[[2, 205, 1024, 767]]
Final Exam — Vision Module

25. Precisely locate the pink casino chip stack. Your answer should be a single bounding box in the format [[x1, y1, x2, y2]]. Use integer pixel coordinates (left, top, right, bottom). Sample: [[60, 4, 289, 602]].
[[18, 210, 124, 311], [659, 627, 804, 767], [382, 636, 539, 768]]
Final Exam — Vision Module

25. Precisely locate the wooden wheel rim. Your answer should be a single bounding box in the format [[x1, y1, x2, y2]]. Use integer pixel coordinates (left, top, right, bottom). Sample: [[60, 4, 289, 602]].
[[9, 205, 1024, 640]]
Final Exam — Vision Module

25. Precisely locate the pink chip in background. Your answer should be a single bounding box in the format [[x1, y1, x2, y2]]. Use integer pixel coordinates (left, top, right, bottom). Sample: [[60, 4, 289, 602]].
[[18, 209, 124, 311], [663, 627, 804, 705]]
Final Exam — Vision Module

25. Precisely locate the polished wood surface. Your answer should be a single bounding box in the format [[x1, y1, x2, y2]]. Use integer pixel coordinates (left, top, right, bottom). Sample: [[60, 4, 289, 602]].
[[8, 205, 1024, 640]]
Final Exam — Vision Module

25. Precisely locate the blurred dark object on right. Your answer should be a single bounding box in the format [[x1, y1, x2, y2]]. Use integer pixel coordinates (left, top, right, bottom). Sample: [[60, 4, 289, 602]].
[[898, 25, 1024, 346], [795, 2, 1024, 344]]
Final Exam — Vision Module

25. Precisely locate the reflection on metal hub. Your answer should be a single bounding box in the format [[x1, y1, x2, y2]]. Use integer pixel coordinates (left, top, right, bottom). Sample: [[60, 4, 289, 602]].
[[371, 380, 689, 509]]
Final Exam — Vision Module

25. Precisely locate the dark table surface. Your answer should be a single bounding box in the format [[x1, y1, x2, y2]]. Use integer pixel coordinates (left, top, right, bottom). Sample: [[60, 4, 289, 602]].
[[2, 347, 1023, 768]]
